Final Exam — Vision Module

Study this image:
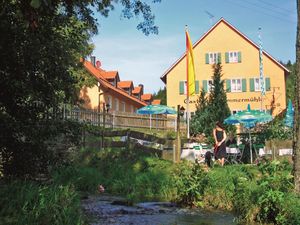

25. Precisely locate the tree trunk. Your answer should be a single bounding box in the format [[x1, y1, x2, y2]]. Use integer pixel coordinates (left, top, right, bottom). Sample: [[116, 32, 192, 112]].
[[294, 0, 300, 193]]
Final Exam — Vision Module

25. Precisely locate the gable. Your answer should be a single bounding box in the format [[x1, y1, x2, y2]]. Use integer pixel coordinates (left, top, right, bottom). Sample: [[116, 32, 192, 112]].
[[160, 18, 289, 83]]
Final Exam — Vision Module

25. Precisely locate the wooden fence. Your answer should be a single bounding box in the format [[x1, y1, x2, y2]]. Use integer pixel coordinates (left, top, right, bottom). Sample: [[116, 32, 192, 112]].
[[55, 105, 186, 131], [85, 129, 176, 161]]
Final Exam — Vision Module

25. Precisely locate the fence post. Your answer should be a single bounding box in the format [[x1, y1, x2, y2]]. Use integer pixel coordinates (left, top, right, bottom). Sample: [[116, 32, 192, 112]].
[[112, 111, 115, 128]]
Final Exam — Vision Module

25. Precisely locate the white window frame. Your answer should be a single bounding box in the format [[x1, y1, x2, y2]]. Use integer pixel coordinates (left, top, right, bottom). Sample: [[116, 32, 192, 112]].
[[228, 51, 238, 63], [230, 78, 242, 92], [207, 80, 213, 92], [209, 52, 218, 64], [254, 77, 265, 92]]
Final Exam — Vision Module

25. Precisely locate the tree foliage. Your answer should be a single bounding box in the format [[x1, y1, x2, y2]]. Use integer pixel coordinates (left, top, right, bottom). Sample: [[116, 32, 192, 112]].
[[153, 87, 166, 105], [190, 63, 232, 143], [0, 0, 161, 177], [283, 60, 296, 102]]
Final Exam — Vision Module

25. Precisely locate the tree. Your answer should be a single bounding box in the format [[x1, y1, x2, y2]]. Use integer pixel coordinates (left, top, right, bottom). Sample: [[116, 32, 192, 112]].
[[153, 87, 166, 105], [0, 0, 161, 177], [190, 63, 231, 143], [294, 0, 300, 193], [283, 60, 296, 102]]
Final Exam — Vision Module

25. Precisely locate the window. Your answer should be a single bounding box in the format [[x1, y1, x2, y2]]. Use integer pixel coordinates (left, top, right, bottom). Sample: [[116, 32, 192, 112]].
[[107, 95, 112, 109], [209, 52, 218, 64], [231, 79, 242, 92], [207, 80, 213, 92], [115, 99, 119, 111], [121, 102, 126, 112], [229, 51, 238, 63], [254, 78, 264, 91]]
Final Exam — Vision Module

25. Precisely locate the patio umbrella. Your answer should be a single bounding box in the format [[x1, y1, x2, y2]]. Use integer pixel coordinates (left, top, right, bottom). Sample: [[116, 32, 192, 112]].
[[224, 104, 273, 163], [285, 99, 294, 128], [136, 104, 177, 129]]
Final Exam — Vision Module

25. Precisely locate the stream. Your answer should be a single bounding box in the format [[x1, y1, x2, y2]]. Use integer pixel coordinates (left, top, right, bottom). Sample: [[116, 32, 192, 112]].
[[82, 195, 236, 225]]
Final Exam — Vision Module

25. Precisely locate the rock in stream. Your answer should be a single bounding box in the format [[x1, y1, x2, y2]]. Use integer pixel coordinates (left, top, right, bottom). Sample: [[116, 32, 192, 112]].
[[81, 194, 235, 225]]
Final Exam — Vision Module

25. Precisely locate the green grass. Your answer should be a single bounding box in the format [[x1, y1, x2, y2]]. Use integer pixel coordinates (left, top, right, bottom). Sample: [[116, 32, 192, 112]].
[[0, 181, 84, 225]]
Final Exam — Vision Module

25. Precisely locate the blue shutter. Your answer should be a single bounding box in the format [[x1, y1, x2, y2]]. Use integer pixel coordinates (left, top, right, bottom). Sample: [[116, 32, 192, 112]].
[[205, 53, 209, 64], [226, 80, 231, 92], [225, 52, 229, 63], [238, 52, 242, 63], [242, 79, 247, 92], [202, 80, 208, 92], [195, 80, 199, 94], [217, 53, 221, 63], [179, 81, 184, 95], [265, 77, 270, 91], [250, 78, 255, 92]]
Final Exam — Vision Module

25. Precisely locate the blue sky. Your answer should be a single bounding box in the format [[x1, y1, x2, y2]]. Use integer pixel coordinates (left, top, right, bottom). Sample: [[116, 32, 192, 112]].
[[92, 0, 297, 94]]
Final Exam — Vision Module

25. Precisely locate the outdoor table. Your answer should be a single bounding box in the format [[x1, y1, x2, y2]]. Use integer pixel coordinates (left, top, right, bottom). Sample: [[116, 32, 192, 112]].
[[226, 147, 241, 164], [279, 148, 293, 156]]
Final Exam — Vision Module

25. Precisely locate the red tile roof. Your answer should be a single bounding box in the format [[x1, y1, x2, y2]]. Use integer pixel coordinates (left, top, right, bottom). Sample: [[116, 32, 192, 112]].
[[152, 99, 161, 105], [83, 60, 146, 106], [103, 71, 118, 79], [141, 94, 152, 101], [132, 86, 142, 94], [117, 81, 133, 89]]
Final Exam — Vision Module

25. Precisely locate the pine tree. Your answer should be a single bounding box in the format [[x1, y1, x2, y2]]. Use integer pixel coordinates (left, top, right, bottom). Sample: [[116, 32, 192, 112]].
[[190, 62, 231, 143]]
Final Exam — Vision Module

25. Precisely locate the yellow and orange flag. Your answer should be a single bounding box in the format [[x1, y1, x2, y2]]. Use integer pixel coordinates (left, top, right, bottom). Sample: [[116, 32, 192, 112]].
[[185, 28, 196, 96]]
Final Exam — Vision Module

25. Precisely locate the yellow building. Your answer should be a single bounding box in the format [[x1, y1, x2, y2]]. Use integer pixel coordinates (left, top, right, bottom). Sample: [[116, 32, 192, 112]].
[[161, 18, 289, 116], [80, 58, 152, 113]]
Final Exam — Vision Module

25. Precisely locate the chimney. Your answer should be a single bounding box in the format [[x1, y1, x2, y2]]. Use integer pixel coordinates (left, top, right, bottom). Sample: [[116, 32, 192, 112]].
[[91, 56, 96, 66], [138, 84, 144, 95]]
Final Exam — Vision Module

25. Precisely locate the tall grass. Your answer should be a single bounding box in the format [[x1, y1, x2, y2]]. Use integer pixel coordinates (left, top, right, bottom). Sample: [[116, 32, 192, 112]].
[[0, 181, 83, 225]]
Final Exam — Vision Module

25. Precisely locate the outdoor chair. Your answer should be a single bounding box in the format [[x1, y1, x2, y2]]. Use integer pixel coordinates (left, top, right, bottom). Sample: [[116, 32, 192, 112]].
[[226, 144, 243, 164]]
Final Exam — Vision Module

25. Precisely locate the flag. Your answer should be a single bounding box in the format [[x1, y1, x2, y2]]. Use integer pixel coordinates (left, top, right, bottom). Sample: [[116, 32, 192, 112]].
[[186, 29, 196, 96], [258, 29, 265, 96]]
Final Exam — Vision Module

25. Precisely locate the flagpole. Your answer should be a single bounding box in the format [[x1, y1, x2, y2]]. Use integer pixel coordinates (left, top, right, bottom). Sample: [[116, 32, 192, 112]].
[[185, 25, 190, 139], [185, 25, 196, 140], [258, 27, 265, 111]]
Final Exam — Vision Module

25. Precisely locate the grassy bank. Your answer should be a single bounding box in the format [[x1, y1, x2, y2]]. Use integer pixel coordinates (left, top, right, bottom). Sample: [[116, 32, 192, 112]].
[[1, 145, 300, 225]]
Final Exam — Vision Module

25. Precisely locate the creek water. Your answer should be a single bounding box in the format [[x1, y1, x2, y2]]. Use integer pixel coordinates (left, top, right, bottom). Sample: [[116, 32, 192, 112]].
[[82, 195, 235, 225]]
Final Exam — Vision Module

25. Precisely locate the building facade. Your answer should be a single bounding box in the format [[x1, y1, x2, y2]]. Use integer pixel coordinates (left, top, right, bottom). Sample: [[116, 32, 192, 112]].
[[161, 18, 289, 116], [80, 59, 153, 113]]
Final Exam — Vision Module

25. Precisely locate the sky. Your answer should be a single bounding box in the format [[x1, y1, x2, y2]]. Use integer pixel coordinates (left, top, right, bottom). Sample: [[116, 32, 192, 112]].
[[92, 0, 297, 94]]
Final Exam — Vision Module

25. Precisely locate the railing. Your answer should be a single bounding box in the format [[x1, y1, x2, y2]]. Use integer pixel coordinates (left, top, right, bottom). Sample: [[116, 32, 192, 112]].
[[53, 105, 186, 131]]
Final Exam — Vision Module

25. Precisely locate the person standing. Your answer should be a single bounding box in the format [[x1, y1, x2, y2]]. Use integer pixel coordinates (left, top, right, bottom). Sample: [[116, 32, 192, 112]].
[[213, 122, 227, 166]]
